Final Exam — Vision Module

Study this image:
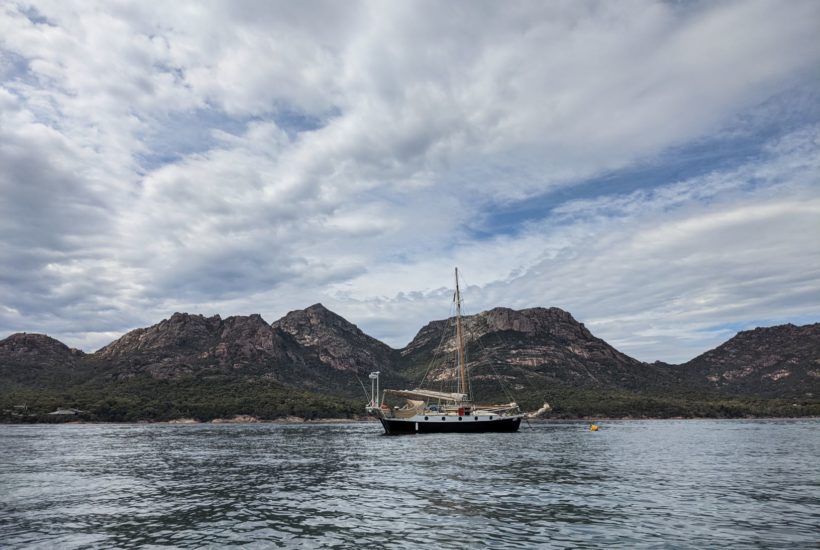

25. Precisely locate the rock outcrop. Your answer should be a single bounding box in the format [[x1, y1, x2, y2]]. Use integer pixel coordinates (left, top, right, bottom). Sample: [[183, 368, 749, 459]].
[[94, 312, 310, 381], [681, 323, 820, 397], [0, 332, 84, 363], [96, 313, 223, 359], [0, 333, 86, 389], [400, 307, 673, 395], [273, 303, 396, 373], [1, 307, 818, 404]]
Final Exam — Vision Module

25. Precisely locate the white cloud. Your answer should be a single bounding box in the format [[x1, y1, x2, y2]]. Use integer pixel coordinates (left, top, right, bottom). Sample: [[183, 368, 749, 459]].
[[0, 0, 818, 360], [333, 125, 820, 361]]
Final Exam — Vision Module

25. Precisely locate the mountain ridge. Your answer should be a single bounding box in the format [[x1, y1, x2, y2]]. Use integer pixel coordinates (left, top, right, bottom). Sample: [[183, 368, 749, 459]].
[[2, 305, 818, 421], [680, 322, 820, 398]]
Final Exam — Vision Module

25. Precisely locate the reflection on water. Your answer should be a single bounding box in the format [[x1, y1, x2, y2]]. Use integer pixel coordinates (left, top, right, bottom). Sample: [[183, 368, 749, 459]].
[[1, 420, 818, 548]]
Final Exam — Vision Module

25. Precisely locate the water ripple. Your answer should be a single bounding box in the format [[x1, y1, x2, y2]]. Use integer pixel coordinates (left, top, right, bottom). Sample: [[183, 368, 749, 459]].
[[1, 420, 818, 548]]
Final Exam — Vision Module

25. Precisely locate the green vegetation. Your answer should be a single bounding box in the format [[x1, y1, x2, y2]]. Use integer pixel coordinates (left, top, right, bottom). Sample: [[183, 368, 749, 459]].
[[1, 358, 816, 423], [514, 386, 820, 419], [0, 375, 361, 423], [2, 380, 817, 423]]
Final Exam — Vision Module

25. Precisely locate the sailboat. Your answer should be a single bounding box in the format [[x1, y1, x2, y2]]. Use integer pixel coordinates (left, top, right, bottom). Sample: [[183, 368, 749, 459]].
[[365, 268, 523, 435]]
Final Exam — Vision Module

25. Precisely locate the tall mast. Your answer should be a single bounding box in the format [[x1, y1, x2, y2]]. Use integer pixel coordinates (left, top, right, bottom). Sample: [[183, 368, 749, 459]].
[[454, 267, 467, 399]]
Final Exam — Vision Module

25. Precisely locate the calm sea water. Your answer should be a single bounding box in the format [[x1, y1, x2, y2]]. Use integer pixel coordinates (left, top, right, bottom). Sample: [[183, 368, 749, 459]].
[[0, 420, 817, 549]]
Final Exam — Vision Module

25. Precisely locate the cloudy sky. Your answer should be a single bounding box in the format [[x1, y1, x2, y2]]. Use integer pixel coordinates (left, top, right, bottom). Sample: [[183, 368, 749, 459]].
[[1, 1, 819, 363]]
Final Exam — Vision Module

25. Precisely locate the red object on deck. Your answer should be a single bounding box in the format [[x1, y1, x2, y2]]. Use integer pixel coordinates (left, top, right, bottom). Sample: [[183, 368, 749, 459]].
[[458, 407, 465, 416]]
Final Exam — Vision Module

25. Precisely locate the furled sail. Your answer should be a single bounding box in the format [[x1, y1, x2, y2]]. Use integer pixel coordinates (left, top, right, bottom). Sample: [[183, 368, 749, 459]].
[[384, 389, 468, 402]]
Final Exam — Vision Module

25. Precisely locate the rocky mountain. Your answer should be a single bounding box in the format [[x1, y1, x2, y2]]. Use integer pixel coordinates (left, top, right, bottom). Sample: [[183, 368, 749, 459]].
[[680, 323, 820, 398], [399, 307, 675, 399], [96, 312, 226, 361], [1, 306, 818, 421], [90, 307, 402, 395], [97, 313, 289, 376], [273, 304, 397, 374], [0, 333, 87, 389], [93, 311, 361, 393], [0, 332, 84, 363]]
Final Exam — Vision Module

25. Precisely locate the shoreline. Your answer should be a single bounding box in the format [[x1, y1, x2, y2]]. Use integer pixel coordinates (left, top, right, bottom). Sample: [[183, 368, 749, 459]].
[[2, 415, 817, 426]]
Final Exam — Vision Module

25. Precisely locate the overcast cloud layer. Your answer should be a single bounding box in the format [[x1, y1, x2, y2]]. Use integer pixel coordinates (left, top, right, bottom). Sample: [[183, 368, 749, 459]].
[[1, 0, 819, 363]]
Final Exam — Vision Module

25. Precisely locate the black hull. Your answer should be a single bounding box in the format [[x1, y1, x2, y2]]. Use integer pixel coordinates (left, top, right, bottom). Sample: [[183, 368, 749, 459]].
[[379, 417, 521, 435]]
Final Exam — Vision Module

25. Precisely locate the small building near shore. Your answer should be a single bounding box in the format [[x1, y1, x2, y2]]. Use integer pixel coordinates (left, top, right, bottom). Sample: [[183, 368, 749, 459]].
[[47, 408, 84, 416]]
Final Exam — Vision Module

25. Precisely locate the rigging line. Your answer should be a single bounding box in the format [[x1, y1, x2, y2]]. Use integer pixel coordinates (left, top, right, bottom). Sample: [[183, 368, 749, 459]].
[[417, 297, 457, 396], [459, 272, 544, 412], [448, 298, 459, 397], [486, 355, 518, 406], [455, 271, 476, 401], [462, 309, 475, 402], [475, 320, 544, 406], [355, 374, 371, 404], [470, 323, 521, 408], [443, 307, 457, 397], [458, 289, 517, 405], [456, 271, 530, 423]]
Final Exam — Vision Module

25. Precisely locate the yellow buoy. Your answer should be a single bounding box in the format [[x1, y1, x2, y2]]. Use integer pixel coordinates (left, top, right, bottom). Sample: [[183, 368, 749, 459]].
[[590, 424, 599, 431]]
